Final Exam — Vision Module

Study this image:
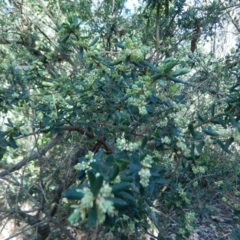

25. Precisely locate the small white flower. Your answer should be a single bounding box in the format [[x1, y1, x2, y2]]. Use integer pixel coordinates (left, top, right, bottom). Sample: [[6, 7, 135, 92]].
[[139, 106, 148, 115], [139, 168, 151, 187]]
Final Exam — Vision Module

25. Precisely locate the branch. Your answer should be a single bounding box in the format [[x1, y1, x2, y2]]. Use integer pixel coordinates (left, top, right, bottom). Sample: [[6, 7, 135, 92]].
[[0, 133, 64, 178], [155, 3, 161, 63], [219, 0, 240, 34], [37, 0, 57, 25], [167, 76, 224, 96], [60, 126, 112, 153]]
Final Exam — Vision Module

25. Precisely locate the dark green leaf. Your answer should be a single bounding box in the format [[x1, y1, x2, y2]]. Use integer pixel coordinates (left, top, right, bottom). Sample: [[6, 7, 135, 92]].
[[88, 36, 99, 47], [7, 118, 14, 127], [210, 103, 215, 116], [167, 76, 185, 83], [142, 60, 159, 72], [216, 139, 232, 154], [92, 175, 104, 196], [141, 136, 148, 150], [62, 188, 84, 200], [92, 55, 103, 61], [115, 191, 136, 207], [111, 182, 131, 194], [87, 170, 96, 193], [109, 164, 120, 182], [108, 197, 128, 210], [197, 141, 205, 154], [197, 113, 206, 122], [188, 123, 196, 138], [115, 42, 125, 49], [95, 148, 104, 161], [109, 60, 122, 66], [190, 144, 195, 161], [152, 74, 163, 81], [225, 137, 234, 150], [202, 126, 219, 136], [154, 178, 170, 185], [88, 202, 98, 227], [0, 138, 9, 148], [105, 155, 114, 166], [61, 34, 70, 43], [171, 68, 189, 76], [8, 137, 18, 149], [79, 47, 84, 60], [121, 176, 134, 182]]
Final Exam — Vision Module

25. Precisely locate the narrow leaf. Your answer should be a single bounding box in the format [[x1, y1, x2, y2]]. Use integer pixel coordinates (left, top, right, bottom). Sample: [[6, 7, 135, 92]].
[[115, 42, 125, 49], [210, 103, 215, 117], [154, 179, 170, 185], [197, 141, 205, 154], [202, 126, 219, 137], [95, 148, 104, 161], [115, 191, 136, 207], [225, 137, 234, 149], [168, 76, 185, 83], [216, 140, 227, 152], [92, 175, 104, 196], [87, 170, 96, 194], [152, 74, 163, 81], [62, 188, 84, 200], [141, 136, 148, 150], [188, 123, 196, 138], [111, 182, 131, 194], [108, 197, 128, 210], [88, 36, 99, 47], [121, 176, 134, 182], [8, 137, 18, 149], [109, 164, 120, 182], [79, 47, 84, 60], [197, 113, 206, 122], [171, 68, 189, 76], [142, 60, 159, 72], [88, 202, 98, 227]]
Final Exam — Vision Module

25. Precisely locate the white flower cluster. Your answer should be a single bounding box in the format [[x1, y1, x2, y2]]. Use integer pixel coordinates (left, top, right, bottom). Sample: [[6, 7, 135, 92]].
[[118, 35, 150, 62], [177, 184, 190, 204], [139, 155, 153, 187], [178, 211, 196, 235], [68, 182, 115, 225], [127, 95, 148, 116], [116, 135, 140, 151], [185, 211, 196, 233], [162, 136, 171, 144], [139, 168, 151, 187], [39, 94, 72, 121], [96, 196, 115, 224], [192, 166, 206, 174], [74, 151, 96, 171], [176, 140, 187, 151], [68, 187, 94, 225]]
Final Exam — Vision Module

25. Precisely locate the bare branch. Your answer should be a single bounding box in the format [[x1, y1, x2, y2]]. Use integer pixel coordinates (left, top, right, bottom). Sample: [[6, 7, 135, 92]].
[[155, 3, 161, 63], [37, 0, 57, 25], [0, 133, 64, 178]]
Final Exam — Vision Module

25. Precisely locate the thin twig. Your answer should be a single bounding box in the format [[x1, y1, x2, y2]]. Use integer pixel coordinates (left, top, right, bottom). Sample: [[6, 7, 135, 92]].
[[155, 3, 161, 64], [0, 133, 64, 178], [37, 0, 57, 24]]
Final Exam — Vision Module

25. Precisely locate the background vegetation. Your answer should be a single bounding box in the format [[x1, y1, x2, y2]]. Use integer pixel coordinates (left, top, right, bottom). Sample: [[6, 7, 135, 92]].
[[0, 0, 240, 239]]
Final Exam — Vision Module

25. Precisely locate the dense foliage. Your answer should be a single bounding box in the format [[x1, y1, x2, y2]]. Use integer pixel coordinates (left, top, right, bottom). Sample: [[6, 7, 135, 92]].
[[0, 0, 240, 239]]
